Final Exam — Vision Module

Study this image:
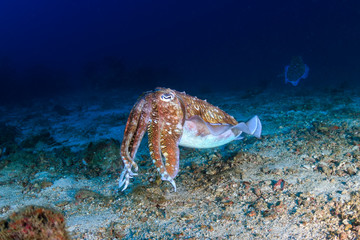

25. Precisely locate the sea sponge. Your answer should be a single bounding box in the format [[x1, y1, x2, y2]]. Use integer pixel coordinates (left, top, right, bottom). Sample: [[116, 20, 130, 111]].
[[0, 205, 70, 240]]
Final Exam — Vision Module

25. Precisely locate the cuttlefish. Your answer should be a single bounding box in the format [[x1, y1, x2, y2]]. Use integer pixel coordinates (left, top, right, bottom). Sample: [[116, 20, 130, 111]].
[[119, 87, 262, 191], [285, 56, 310, 86]]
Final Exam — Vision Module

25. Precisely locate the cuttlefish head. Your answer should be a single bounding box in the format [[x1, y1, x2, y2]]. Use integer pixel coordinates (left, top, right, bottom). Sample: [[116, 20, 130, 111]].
[[152, 88, 185, 124]]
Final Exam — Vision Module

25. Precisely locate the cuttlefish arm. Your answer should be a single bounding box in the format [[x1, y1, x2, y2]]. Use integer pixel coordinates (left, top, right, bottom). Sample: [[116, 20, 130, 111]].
[[147, 90, 184, 191], [119, 96, 152, 191]]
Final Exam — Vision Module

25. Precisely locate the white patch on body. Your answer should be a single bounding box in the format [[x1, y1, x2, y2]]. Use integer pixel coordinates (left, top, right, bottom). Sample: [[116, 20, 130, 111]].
[[179, 119, 238, 148]]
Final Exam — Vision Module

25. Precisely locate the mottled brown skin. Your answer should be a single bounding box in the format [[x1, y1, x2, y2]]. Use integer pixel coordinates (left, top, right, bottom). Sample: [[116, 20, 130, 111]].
[[176, 91, 238, 125], [119, 87, 239, 191]]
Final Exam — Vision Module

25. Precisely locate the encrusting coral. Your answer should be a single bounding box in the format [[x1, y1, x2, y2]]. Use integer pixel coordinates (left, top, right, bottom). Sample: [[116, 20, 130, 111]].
[[0, 205, 70, 240]]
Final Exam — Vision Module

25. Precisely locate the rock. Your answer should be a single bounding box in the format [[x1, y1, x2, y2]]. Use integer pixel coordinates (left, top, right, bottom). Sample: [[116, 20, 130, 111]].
[[346, 167, 356, 176], [318, 164, 331, 176], [75, 189, 103, 202]]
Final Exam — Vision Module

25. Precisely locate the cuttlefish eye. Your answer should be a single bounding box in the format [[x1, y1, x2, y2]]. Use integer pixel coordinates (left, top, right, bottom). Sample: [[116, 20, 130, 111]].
[[160, 92, 175, 102]]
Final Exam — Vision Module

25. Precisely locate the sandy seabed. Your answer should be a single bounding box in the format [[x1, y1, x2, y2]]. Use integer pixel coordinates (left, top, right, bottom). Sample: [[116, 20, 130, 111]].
[[0, 87, 359, 239]]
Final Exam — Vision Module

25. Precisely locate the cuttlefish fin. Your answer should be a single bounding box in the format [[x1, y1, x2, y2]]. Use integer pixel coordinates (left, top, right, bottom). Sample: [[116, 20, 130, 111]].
[[302, 64, 310, 79], [186, 115, 262, 139], [233, 115, 262, 139]]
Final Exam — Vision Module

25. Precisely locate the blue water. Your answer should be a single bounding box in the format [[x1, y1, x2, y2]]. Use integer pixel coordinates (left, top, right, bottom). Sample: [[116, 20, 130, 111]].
[[0, 0, 359, 104]]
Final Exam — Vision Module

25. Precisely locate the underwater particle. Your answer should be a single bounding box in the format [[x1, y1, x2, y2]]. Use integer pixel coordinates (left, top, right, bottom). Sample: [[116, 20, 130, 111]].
[[284, 56, 309, 86], [0, 205, 70, 240]]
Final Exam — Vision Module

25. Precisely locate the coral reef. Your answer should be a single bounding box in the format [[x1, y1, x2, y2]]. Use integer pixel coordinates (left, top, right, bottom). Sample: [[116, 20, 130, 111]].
[[0, 205, 70, 240]]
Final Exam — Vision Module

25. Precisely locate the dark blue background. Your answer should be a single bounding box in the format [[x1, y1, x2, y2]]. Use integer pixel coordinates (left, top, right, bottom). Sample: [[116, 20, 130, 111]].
[[1, 0, 359, 101]]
